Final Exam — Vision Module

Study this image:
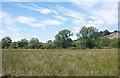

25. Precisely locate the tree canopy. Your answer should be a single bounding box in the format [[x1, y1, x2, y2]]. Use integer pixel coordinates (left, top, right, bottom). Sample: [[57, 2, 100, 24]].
[[77, 26, 99, 48], [1, 36, 12, 49], [0, 26, 119, 49], [54, 29, 73, 48]]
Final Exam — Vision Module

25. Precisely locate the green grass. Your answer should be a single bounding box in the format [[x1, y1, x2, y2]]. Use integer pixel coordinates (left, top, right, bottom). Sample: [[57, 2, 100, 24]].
[[2, 49, 118, 76]]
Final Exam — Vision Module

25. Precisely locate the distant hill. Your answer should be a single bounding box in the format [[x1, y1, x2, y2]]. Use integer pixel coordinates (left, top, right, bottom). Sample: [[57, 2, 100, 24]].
[[104, 31, 120, 39]]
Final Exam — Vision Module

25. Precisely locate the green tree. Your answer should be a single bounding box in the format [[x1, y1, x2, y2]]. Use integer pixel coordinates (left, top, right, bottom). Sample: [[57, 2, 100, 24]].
[[54, 29, 73, 48], [10, 42, 18, 49], [47, 40, 52, 43], [43, 40, 54, 49], [1, 37, 12, 49], [109, 39, 120, 48], [95, 37, 111, 48], [17, 38, 28, 49], [113, 30, 118, 33], [71, 40, 84, 49], [98, 31, 104, 37], [39, 42, 43, 49], [77, 26, 98, 48], [28, 38, 40, 49], [103, 29, 111, 36]]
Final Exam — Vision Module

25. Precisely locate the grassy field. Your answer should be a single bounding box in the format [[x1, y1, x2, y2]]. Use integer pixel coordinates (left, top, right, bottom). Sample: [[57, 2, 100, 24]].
[[2, 49, 118, 76]]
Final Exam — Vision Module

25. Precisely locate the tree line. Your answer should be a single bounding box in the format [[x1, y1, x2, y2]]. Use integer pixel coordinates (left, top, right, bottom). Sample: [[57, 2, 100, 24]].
[[0, 26, 120, 49]]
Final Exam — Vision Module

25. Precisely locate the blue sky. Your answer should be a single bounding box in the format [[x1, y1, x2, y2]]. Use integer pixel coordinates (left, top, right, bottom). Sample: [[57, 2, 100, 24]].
[[0, 0, 118, 42]]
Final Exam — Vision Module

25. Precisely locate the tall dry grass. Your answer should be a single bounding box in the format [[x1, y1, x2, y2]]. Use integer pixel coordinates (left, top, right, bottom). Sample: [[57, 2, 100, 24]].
[[2, 49, 118, 76]]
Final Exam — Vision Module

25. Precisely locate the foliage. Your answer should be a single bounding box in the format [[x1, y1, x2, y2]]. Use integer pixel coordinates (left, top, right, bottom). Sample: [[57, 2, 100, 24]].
[[95, 37, 112, 48], [17, 38, 28, 49], [10, 42, 18, 49], [103, 29, 111, 36], [109, 39, 120, 48], [28, 38, 40, 49], [71, 40, 85, 49], [43, 40, 55, 49], [77, 26, 99, 48], [54, 29, 73, 48], [1, 37, 12, 49], [0, 26, 119, 49]]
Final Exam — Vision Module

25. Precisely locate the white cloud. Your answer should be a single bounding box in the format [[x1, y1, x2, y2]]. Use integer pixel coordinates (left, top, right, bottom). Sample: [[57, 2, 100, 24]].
[[89, 2, 118, 25], [16, 16, 44, 27], [72, 1, 118, 32], [17, 16, 37, 23], [1, 12, 62, 41], [72, 0, 98, 8], [88, 16, 105, 26], [41, 19, 62, 26], [17, 3, 58, 15], [28, 23, 44, 27], [91, 9, 117, 25], [73, 20, 85, 26], [0, 12, 15, 26], [72, 19, 86, 33], [72, 16, 105, 31], [0, 12, 14, 25], [17, 4, 50, 14], [55, 15, 68, 21], [88, 20, 104, 26], [0, 12, 24, 41], [72, 27, 80, 33], [52, 10, 59, 14], [18, 4, 84, 20], [84, 24, 96, 28], [17, 16, 62, 27], [40, 8, 51, 14], [73, 1, 118, 25], [57, 5, 84, 19]]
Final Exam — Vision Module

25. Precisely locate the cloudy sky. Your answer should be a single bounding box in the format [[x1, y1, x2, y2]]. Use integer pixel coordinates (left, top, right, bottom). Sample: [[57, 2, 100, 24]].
[[0, 0, 119, 42]]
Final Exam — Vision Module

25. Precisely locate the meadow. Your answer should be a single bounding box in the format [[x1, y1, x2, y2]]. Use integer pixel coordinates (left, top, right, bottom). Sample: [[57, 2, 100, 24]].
[[2, 49, 118, 76]]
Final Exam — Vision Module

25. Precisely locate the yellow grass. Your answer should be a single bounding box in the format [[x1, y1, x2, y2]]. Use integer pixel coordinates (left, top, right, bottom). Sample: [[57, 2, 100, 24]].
[[2, 49, 118, 76]]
